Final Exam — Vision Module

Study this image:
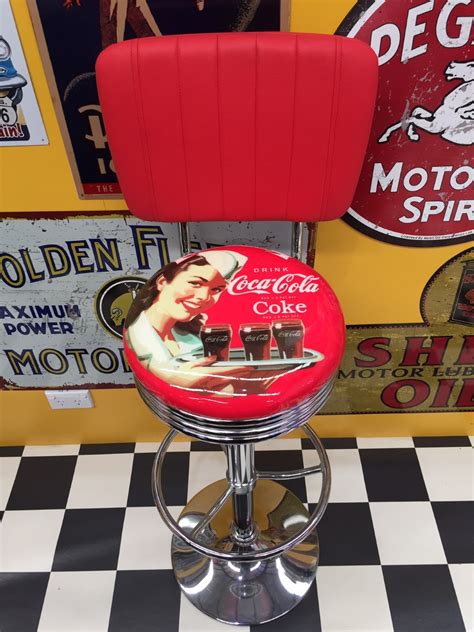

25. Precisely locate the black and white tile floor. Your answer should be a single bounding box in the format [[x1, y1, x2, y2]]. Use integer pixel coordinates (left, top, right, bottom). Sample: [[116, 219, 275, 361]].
[[1, 436, 473, 631]]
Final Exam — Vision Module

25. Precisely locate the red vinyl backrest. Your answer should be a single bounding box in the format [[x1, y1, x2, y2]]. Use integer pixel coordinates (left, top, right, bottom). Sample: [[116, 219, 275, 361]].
[[96, 32, 377, 223]]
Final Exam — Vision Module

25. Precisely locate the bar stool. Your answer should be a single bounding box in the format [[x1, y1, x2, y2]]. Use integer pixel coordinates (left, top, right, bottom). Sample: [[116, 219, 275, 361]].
[[97, 32, 377, 626]]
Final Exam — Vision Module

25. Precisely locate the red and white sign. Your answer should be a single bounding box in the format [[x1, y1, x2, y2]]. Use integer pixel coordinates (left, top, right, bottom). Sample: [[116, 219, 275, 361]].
[[339, 0, 473, 246]]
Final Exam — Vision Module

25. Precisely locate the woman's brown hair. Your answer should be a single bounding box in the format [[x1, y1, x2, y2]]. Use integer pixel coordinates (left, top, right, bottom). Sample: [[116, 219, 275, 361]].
[[125, 254, 211, 335]]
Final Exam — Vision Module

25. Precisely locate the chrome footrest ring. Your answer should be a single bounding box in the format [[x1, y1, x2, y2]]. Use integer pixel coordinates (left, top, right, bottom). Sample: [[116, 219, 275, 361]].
[[151, 424, 331, 562]]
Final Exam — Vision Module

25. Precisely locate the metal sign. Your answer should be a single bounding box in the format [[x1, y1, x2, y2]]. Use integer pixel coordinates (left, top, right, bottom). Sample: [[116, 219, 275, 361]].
[[322, 247, 473, 414], [27, 0, 290, 198], [0, 0, 47, 145], [339, 0, 473, 246]]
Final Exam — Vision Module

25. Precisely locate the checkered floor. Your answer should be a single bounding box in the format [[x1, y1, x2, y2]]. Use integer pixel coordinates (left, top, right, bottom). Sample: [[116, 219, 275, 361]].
[[1, 436, 473, 631]]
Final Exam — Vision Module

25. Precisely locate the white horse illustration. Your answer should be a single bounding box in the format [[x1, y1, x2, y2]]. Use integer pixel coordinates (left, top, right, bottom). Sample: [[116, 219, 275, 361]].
[[379, 60, 474, 146]]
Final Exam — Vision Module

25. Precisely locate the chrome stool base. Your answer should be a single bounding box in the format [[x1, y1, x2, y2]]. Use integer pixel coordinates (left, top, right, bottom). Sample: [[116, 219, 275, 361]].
[[172, 479, 319, 626], [150, 405, 332, 626]]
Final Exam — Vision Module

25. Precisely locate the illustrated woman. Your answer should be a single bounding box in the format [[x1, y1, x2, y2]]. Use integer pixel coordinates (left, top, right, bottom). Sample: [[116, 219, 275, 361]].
[[126, 250, 253, 392]]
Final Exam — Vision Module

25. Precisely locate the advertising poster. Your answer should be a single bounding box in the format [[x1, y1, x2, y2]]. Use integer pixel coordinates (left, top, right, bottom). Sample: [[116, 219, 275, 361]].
[[0, 0, 47, 145], [27, 0, 290, 197], [340, 0, 473, 246]]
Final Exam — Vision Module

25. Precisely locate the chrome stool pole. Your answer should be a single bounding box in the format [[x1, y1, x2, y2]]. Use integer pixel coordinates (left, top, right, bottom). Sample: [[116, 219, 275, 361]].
[[225, 443, 257, 544], [178, 222, 192, 256], [291, 221, 305, 261]]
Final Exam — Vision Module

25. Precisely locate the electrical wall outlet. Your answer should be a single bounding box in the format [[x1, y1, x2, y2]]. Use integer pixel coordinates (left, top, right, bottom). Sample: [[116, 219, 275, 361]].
[[45, 390, 94, 409]]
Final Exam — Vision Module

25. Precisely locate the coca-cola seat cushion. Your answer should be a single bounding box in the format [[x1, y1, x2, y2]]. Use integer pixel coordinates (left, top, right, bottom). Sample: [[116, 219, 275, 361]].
[[124, 246, 345, 421]]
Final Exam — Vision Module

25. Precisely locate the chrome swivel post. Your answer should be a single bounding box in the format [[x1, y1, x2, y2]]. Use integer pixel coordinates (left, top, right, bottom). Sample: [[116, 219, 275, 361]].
[[225, 443, 257, 544]]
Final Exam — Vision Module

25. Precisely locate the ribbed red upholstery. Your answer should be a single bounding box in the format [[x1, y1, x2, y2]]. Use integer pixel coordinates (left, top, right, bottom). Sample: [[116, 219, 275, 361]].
[[96, 33, 377, 223]]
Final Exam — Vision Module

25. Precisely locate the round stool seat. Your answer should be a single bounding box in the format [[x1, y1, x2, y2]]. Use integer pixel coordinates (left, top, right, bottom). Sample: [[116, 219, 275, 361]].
[[124, 245, 344, 423]]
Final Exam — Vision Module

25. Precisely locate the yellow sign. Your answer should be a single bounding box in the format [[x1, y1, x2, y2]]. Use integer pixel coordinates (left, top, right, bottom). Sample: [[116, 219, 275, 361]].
[[322, 248, 473, 415]]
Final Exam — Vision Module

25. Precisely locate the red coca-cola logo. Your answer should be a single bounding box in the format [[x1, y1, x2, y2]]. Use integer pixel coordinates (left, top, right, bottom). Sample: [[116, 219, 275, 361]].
[[338, 0, 473, 246], [228, 273, 320, 295]]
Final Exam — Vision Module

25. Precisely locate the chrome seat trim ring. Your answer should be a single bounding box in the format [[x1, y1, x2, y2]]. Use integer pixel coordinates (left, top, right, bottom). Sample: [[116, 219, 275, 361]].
[[136, 375, 336, 444]]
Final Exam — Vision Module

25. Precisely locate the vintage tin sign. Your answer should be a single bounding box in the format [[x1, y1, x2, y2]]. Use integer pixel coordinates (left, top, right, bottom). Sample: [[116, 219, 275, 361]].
[[0, 0, 47, 145], [322, 247, 474, 414], [27, 0, 289, 198], [339, 0, 473, 246]]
